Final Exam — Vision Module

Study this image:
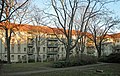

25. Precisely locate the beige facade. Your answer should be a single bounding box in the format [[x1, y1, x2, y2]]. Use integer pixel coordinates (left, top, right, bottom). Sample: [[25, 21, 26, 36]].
[[0, 23, 120, 63], [0, 32, 67, 62]]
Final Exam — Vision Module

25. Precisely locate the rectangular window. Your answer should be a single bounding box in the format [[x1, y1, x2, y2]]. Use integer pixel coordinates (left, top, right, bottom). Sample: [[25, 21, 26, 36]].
[[18, 44, 21, 53], [37, 47, 40, 53], [43, 47, 46, 53], [11, 44, 14, 53], [43, 54, 45, 59], [38, 41, 40, 45], [5, 47, 7, 53], [18, 55, 21, 61], [24, 48, 26, 52], [11, 55, 14, 60], [62, 47, 64, 52], [32, 48, 35, 53]]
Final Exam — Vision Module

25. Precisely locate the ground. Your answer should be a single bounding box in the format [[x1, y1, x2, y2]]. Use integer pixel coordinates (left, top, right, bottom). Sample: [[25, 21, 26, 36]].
[[1, 62, 52, 73], [0, 62, 120, 76]]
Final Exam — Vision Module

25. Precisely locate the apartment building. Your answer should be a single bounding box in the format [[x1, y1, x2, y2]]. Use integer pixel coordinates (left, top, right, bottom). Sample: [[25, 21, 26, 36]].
[[0, 22, 119, 63], [0, 22, 67, 62]]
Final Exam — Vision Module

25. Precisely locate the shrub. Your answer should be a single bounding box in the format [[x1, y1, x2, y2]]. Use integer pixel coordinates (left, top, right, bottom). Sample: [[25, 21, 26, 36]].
[[0, 60, 7, 63], [53, 54, 98, 68], [52, 61, 71, 68], [28, 59, 35, 63], [0, 59, 1, 63], [80, 54, 97, 64], [99, 56, 108, 62], [99, 53, 120, 63]]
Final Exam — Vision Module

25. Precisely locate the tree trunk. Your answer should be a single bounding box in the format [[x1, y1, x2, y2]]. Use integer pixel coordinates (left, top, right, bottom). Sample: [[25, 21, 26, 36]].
[[66, 51, 70, 62], [98, 50, 101, 58], [96, 45, 102, 58], [35, 36, 39, 62], [7, 38, 11, 64], [5, 29, 11, 64], [65, 46, 70, 62]]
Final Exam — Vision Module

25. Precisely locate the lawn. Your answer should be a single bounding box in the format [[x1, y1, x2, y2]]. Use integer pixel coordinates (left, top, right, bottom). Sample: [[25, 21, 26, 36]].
[[12, 63, 120, 76], [1, 62, 52, 73]]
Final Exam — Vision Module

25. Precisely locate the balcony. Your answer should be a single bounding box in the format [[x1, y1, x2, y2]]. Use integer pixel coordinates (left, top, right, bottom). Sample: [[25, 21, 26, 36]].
[[27, 38, 34, 47], [47, 51, 58, 55], [27, 43, 34, 47], [27, 48, 34, 55], [47, 39, 58, 48], [27, 50, 34, 55], [47, 43, 58, 48], [47, 38, 58, 41]]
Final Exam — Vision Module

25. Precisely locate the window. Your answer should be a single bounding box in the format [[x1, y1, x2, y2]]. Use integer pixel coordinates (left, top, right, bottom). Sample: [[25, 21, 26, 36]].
[[38, 41, 40, 45], [43, 47, 46, 53], [5, 47, 7, 53], [61, 47, 64, 52], [43, 54, 45, 59], [11, 55, 14, 60], [117, 40, 119, 43], [37, 47, 40, 53], [18, 55, 21, 61], [32, 48, 35, 53], [24, 48, 26, 52], [18, 43, 21, 53], [11, 44, 14, 53], [24, 55, 27, 60]]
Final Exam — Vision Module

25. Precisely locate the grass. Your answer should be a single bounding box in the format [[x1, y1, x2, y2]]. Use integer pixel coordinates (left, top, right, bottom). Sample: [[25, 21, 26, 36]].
[[1, 62, 52, 73], [1, 62, 120, 76], [12, 63, 120, 76]]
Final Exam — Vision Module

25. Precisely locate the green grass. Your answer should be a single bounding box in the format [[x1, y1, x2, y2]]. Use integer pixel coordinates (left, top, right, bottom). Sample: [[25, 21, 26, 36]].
[[2, 62, 52, 73], [1, 63, 120, 76], [13, 63, 120, 76]]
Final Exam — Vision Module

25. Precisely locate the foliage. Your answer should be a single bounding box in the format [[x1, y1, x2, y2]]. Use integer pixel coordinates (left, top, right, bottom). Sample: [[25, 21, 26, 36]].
[[0, 59, 1, 63], [99, 53, 120, 63], [87, 50, 95, 55], [28, 59, 35, 63], [0, 60, 7, 63], [0, 59, 3, 74], [52, 61, 70, 68], [53, 54, 98, 68]]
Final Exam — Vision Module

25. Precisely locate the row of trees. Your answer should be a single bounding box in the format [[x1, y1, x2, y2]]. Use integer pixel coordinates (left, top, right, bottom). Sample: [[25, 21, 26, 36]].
[[48, 0, 120, 61], [0, 0, 120, 63]]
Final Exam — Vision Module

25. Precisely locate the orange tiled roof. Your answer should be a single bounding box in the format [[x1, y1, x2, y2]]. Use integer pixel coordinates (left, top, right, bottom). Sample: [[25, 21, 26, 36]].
[[0, 22, 92, 36], [109, 33, 120, 38], [103, 34, 113, 38], [1, 22, 120, 39]]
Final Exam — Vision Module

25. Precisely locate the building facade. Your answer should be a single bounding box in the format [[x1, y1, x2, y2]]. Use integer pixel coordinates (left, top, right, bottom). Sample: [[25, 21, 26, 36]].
[[0, 23, 119, 63]]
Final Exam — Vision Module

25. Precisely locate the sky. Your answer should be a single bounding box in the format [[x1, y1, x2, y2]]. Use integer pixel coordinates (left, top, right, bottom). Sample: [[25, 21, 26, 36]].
[[32, 0, 120, 16], [31, 0, 120, 32]]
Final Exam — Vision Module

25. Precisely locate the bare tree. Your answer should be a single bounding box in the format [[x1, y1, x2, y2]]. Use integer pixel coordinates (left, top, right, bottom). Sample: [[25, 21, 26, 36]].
[[88, 15, 120, 58], [48, 0, 80, 61], [0, 0, 29, 23], [47, 0, 120, 61], [30, 6, 48, 62], [0, 0, 29, 63]]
